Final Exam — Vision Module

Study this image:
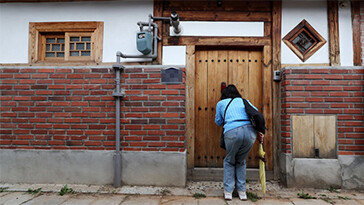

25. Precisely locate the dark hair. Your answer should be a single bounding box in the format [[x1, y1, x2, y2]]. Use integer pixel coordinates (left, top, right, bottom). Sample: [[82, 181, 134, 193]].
[[220, 84, 242, 100]]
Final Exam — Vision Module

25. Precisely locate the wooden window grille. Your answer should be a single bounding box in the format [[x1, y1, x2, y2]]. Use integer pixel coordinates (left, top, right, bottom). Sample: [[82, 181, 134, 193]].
[[283, 20, 326, 62], [29, 22, 103, 63]]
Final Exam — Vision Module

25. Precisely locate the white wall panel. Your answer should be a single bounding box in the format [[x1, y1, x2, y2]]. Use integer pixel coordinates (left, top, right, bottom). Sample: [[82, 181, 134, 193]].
[[162, 46, 186, 65], [282, 0, 329, 64], [339, 3, 354, 66], [170, 21, 264, 37], [0, 1, 153, 63]]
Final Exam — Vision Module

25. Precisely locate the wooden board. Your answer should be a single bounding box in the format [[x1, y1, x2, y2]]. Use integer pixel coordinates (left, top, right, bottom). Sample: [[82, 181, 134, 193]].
[[162, 11, 272, 22], [186, 45, 195, 168], [247, 51, 263, 168], [272, 0, 282, 179], [314, 116, 336, 158], [163, 1, 272, 12], [352, 1, 361, 66], [207, 50, 228, 167], [292, 115, 315, 158], [195, 50, 209, 167], [195, 49, 265, 168]]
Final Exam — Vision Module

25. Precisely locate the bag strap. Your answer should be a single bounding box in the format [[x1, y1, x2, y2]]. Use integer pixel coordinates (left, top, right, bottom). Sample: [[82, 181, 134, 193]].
[[223, 98, 235, 125]]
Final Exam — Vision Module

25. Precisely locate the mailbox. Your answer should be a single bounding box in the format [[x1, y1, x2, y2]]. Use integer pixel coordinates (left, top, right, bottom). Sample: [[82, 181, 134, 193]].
[[136, 31, 153, 55]]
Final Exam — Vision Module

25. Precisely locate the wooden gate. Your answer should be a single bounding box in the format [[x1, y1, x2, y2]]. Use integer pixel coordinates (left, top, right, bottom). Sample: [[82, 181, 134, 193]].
[[194, 48, 263, 168]]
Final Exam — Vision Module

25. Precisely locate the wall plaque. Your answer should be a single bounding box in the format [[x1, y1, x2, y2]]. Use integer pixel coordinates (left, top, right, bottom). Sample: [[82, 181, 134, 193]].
[[161, 67, 182, 84]]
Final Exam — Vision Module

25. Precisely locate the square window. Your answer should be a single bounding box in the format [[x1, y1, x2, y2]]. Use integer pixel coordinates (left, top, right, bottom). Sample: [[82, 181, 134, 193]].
[[29, 22, 103, 63], [283, 20, 326, 62]]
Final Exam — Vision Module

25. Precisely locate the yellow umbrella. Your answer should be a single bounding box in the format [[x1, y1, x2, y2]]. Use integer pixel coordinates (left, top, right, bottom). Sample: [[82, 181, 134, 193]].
[[258, 143, 266, 194]]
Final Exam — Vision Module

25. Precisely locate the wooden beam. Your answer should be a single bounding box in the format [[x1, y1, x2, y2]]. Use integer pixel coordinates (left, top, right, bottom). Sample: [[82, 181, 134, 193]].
[[186, 45, 196, 168], [327, 0, 340, 66], [162, 11, 272, 22], [263, 45, 273, 171], [154, 0, 163, 64], [272, 0, 281, 180], [352, 1, 362, 66], [163, 1, 272, 12], [163, 36, 271, 46]]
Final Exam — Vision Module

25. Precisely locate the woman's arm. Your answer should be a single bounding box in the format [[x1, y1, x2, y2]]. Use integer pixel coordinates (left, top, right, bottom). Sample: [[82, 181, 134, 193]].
[[215, 101, 223, 126]]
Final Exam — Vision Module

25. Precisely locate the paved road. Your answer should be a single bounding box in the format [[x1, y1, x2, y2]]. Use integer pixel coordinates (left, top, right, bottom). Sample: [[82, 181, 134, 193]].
[[1, 192, 363, 205]]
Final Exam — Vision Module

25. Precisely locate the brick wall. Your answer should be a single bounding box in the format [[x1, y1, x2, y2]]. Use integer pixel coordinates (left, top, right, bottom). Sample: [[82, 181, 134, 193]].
[[280, 67, 364, 156], [0, 67, 186, 152]]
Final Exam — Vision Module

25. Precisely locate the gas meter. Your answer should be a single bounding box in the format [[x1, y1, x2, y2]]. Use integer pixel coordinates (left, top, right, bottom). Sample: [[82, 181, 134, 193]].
[[136, 31, 153, 55]]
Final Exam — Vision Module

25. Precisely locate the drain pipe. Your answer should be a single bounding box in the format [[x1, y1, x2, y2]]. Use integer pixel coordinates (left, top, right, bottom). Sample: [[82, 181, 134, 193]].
[[112, 53, 125, 188], [112, 13, 181, 187], [112, 21, 158, 188]]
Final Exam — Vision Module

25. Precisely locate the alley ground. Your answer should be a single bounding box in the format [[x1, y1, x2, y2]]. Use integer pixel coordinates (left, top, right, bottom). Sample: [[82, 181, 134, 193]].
[[1, 181, 363, 204]]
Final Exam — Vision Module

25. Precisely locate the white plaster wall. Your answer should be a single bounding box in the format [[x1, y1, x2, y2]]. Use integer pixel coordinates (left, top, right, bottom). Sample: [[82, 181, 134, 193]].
[[162, 46, 186, 65], [0, 1, 153, 63], [282, 0, 329, 64], [170, 21, 264, 37], [339, 2, 354, 66]]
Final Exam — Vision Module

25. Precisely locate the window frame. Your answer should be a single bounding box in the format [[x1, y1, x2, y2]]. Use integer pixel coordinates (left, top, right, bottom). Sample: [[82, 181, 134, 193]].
[[282, 19, 326, 62], [29, 22, 103, 64]]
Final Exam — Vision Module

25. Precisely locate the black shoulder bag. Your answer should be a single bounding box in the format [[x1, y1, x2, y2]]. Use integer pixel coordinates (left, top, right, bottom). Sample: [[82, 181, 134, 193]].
[[219, 98, 235, 150], [242, 98, 267, 134]]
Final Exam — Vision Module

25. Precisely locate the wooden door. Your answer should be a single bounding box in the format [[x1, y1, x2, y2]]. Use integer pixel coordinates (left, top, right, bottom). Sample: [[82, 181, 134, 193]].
[[194, 49, 263, 168]]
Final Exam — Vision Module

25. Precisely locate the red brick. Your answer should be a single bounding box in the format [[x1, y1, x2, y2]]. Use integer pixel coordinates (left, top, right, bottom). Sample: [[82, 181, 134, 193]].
[[149, 142, 165, 147], [161, 113, 179, 118], [129, 142, 147, 147]]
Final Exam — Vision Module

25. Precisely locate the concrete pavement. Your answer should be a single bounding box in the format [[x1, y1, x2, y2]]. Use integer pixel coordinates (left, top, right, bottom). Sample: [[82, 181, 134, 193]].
[[1, 181, 363, 204]]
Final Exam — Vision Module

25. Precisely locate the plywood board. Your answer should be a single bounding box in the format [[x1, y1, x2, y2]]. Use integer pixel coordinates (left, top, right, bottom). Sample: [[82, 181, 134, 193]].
[[314, 115, 336, 158], [292, 115, 315, 158]]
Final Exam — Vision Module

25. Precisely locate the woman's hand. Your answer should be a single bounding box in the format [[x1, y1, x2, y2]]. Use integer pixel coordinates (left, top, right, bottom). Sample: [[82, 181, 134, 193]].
[[257, 132, 264, 144]]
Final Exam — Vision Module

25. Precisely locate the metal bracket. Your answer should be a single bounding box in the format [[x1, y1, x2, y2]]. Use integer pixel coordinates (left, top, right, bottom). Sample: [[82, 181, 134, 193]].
[[112, 89, 125, 98], [112, 64, 125, 70]]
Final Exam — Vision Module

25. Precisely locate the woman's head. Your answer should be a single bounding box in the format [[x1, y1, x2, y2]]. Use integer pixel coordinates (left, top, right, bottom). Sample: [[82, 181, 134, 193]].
[[221, 84, 242, 100]]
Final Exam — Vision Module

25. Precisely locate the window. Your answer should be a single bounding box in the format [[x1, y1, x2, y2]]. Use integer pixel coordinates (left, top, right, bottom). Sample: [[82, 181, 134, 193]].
[[283, 20, 326, 62], [29, 22, 103, 63]]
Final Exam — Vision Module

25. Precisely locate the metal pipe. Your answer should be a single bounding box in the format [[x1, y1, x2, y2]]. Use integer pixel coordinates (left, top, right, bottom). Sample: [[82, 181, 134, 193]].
[[113, 52, 123, 188], [170, 11, 181, 34]]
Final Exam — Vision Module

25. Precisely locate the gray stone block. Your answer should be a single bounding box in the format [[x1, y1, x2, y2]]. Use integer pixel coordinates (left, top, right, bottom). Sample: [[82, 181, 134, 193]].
[[121, 151, 186, 187], [293, 158, 341, 188], [0, 149, 187, 187], [338, 155, 364, 190]]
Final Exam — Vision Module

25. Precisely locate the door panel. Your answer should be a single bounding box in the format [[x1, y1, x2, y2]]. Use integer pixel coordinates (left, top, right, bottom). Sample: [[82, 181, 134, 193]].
[[195, 49, 264, 168], [195, 50, 208, 167]]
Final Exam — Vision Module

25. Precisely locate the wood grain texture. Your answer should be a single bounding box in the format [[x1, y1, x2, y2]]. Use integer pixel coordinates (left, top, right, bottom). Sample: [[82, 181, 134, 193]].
[[163, 37, 271, 46], [352, 1, 361, 66], [262, 46, 273, 170], [194, 49, 268, 168], [314, 116, 336, 158], [195, 50, 208, 167], [247, 50, 263, 168], [207, 50, 228, 167], [29, 22, 103, 63], [186, 45, 195, 168], [154, 0, 163, 64], [272, 0, 281, 180], [292, 115, 314, 158], [162, 10, 272, 21], [327, 0, 340, 66], [163, 0, 272, 12]]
